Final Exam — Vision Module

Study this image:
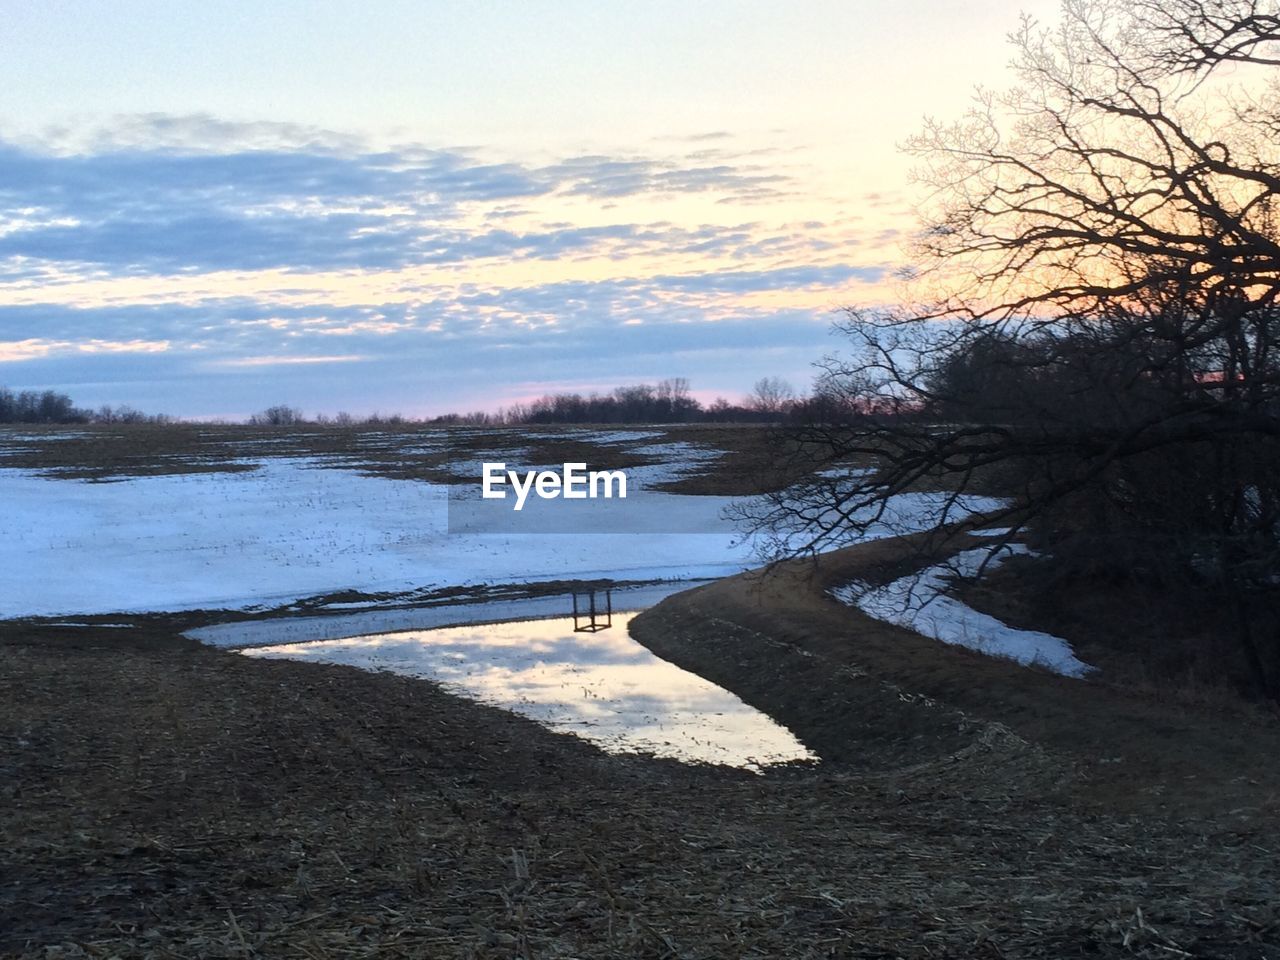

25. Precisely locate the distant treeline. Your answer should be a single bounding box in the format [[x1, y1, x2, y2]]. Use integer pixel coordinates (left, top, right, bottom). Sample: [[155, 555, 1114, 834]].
[[506, 378, 760, 424], [250, 377, 830, 426], [0, 387, 171, 425], [477, 377, 863, 426], [0, 388, 85, 424], [3, 376, 866, 428], [439, 377, 823, 425]]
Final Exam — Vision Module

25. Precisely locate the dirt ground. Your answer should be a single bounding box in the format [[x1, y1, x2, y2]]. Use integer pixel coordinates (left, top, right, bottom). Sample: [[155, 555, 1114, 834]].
[[631, 533, 1280, 815], [3, 425, 1277, 957], [5, 541, 1279, 958]]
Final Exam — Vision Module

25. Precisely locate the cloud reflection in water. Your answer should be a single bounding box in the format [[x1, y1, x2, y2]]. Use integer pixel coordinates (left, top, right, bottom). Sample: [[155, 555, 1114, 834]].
[[244, 613, 815, 770]]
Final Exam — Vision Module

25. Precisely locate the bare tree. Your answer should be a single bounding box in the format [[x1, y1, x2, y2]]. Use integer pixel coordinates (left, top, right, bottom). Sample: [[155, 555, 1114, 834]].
[[743, 0, 1280, 698], [0, 387, 88, 423], [249, 405, 305, 427], [749, 376, 796, 416]]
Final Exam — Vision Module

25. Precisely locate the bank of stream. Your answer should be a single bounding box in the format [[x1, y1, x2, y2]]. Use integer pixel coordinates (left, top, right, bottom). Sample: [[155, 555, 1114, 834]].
[[188, 582, 817, 772]]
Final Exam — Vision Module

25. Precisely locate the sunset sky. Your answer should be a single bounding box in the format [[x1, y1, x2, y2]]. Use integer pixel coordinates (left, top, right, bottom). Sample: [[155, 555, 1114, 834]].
[[0, 1, 1057, 418]]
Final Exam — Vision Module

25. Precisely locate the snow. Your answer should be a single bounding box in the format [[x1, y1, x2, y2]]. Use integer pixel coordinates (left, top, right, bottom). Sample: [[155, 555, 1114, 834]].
[[440, 448, 535, 480], [830, 545, 1094, 678], [0, 431, 92, 442], [0, 458, 750, 618], [2, 453, 1001, 619], [523, 429, 667, 444], [631, 441, 721, 465], [816, 465, 874, 480]]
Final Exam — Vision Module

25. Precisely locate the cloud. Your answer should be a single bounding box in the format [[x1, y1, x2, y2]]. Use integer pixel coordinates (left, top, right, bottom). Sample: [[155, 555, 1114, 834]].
[[0, 116, 812, 276], [0, 255, 882, 357], [650, 264, 883, 293], [0, 339, 62, 362], [33, 114, 367, 155], [211, 354, 369, 368], [2, 306, 843, 418], [0, 114, 901, 414], [0, 337, 169, 362], [0, 283, 881, 393], [545, 155, 789, 201]]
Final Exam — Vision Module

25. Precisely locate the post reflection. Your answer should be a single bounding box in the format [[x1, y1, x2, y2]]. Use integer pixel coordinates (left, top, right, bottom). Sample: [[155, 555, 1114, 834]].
[[244, 613, 816, 770]]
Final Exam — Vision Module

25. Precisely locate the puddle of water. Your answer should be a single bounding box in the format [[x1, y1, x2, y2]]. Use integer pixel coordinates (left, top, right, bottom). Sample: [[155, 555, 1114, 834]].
[[242, 612, 816, 771]]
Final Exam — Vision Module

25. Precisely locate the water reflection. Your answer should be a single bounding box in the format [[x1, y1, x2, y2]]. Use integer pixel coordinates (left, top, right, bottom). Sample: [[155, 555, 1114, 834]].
[[243, 613, 816, 770]]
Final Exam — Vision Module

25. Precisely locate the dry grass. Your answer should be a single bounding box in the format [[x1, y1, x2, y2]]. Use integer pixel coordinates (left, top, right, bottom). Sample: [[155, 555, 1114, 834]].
[[4, 608, 1279, 959]]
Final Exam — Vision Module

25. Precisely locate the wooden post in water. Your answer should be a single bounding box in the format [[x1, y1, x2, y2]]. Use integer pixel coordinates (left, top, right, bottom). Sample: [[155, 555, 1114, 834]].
[[572, 587, 613, 632]]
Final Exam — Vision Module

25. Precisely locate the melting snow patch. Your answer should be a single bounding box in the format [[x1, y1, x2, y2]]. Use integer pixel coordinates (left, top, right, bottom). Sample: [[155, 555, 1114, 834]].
[[522, 429, 667, 445], [830, 545, 1094, 678], [815, 465, 875, 480]]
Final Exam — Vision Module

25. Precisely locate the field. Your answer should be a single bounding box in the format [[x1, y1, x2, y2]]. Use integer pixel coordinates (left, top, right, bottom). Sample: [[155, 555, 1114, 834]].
[[2, 424, 1278, 958]]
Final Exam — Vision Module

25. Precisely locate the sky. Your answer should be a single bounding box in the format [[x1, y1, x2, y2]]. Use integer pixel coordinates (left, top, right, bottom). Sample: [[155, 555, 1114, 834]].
[[0, 1, 1058, 419]]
